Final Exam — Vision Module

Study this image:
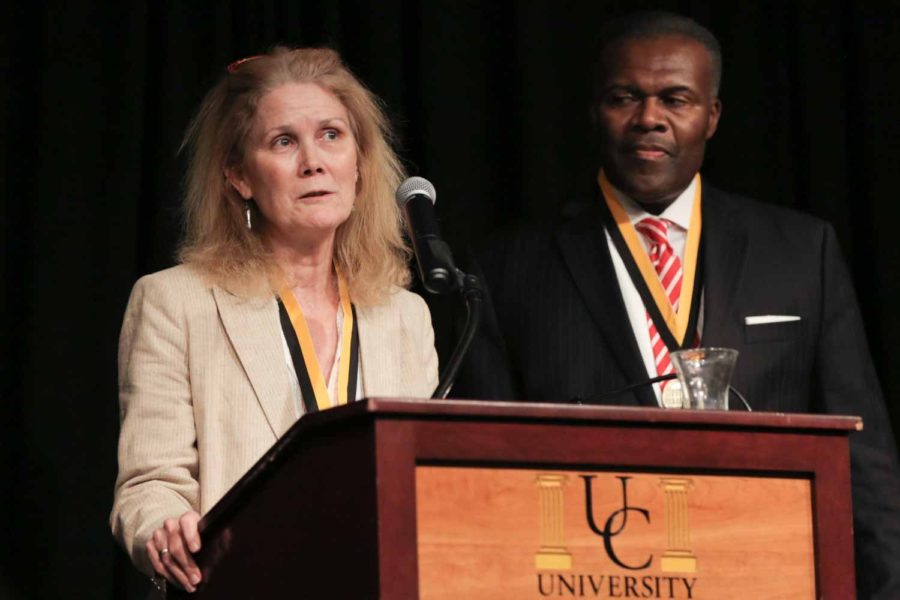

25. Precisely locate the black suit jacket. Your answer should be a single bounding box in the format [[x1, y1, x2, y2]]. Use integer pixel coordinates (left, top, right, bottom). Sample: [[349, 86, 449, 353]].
[[455, 183, 900, 598]]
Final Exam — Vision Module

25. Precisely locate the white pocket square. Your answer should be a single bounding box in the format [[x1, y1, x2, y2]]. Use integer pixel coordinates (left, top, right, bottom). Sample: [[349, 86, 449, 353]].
[[745, 315, 801, 325]]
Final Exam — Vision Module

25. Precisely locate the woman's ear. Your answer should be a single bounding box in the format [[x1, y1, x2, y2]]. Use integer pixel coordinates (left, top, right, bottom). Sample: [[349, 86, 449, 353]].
[[225, 166, 253, 200]]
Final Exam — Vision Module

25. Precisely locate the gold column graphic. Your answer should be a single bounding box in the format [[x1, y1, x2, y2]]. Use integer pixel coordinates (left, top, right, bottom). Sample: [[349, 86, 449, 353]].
[[534, 473, 572, 569], [659, 478, 697, 572]]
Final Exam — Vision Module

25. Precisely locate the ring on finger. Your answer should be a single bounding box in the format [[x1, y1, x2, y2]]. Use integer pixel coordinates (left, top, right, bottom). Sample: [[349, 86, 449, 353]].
[[159, 547, 170, 560]]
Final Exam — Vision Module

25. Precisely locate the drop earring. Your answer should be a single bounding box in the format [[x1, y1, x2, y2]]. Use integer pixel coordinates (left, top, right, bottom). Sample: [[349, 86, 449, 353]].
[[244, 201, 252, 230]]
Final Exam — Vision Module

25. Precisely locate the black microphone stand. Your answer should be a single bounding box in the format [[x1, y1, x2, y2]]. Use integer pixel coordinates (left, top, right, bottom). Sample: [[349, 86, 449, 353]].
[[431, 270, 484, 399]]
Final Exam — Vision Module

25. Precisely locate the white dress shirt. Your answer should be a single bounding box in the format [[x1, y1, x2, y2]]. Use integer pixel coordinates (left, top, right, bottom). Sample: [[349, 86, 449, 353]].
[[603, 177, 704, 405]]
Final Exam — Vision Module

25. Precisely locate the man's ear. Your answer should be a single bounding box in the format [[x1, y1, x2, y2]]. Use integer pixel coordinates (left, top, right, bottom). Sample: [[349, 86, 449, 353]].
[[706, 98, 722, 140], [225, 165, 253, 200]]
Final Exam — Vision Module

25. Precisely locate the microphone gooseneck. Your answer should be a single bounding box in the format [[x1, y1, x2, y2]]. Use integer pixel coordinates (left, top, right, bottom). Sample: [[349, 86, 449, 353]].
[[586, 373, 678, 404], [395, 177, 485, 399], [585, 373, 753, 411], [729, 386, 753, 412]]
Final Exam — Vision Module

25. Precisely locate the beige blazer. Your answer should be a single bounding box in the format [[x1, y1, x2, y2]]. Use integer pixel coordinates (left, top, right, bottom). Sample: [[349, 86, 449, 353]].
[[110, 265, 438, 575]]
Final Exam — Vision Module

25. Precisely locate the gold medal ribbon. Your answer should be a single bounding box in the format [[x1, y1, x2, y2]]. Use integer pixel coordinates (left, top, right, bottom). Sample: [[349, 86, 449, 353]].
[[277, 269, 355, 411], [598, 170, 702, 346]]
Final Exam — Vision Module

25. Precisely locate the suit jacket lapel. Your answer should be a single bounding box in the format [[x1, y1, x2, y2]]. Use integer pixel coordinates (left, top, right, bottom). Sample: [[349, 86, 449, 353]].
[[700, 186, 748, 348], [355, 303, 390, 397], [556, 205, 658, 407], [213, 287, 295, 437]]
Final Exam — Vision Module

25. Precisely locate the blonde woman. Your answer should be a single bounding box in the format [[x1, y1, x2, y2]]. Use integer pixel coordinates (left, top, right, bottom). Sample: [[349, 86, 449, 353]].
[[111, 47, 438, 592]]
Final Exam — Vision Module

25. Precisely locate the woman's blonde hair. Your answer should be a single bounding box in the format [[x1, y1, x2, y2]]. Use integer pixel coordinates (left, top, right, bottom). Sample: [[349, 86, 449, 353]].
[[179, 47, 410, 305]]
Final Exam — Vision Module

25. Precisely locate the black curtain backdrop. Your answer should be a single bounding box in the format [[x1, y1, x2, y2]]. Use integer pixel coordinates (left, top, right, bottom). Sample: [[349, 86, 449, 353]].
[[3, 1, 900, 597]]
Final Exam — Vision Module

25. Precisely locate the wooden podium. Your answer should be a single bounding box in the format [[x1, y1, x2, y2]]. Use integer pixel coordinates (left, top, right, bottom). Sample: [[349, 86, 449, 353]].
[[175, 398, 859, 599]]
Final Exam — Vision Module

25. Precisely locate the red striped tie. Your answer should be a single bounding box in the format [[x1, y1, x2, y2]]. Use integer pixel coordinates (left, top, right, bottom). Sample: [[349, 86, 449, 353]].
[[635, 218, 683, 389]]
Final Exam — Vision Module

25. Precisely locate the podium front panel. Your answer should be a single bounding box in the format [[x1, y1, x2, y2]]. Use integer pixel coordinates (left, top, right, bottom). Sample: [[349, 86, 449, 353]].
[[369, 404, 856, 600], [416, 466, 815, 599]]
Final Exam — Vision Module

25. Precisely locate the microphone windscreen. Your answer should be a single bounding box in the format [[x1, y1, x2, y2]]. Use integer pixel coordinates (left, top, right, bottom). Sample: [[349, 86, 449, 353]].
[[396, 176, 437, 207]]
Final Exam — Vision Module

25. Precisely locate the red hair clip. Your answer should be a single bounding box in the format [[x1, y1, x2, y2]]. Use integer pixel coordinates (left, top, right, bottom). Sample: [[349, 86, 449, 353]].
[[227, 55, 263, 73]]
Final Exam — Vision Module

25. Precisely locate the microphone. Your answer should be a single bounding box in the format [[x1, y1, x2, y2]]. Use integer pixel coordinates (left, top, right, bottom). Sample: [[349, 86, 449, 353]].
[[585, 373, 677, 404], [396, 177, 459, 295]]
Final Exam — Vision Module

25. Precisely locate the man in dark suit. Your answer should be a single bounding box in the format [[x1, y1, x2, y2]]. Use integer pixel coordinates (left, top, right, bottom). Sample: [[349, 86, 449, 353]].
[[455, 11, 900, 598]]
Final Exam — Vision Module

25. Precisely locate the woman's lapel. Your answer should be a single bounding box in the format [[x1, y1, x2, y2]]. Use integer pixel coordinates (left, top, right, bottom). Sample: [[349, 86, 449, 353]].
[[213, 287, 296, 437], [354, 303, 393, 398]]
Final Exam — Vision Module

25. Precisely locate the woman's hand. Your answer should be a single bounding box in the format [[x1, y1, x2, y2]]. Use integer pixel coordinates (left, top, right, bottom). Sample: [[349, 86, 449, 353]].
[[146, 510, 203, 592]]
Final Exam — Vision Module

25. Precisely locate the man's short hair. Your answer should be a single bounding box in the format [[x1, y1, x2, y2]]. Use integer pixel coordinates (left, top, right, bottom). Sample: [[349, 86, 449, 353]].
[[595, 11, 723, 96]]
